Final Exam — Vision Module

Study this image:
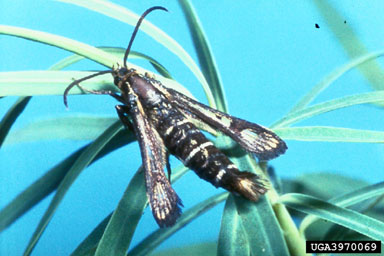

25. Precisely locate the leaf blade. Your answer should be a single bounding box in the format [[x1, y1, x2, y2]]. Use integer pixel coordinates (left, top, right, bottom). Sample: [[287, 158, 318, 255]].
[[272, 91, 384, 128], [288, 50, 384, 114], [300, 182, 384, 236], [94, 168, 147, 256], [0, 96, 31, 147], [274, 126, 384, 143], [280, 193, 384, 242], [178, 0, 227, 112], [0, 70, 192, 97], [314, 0, 384, 92]]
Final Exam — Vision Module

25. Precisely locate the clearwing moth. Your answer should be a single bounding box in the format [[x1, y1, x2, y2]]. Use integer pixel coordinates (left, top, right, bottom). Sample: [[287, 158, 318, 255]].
[[64, 6, 287, 227]]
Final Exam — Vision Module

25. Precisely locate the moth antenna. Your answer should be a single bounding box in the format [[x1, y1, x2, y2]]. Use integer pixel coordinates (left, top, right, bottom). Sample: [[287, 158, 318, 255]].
[[123, 6, 168, 68], [63, 70, 113, 108]]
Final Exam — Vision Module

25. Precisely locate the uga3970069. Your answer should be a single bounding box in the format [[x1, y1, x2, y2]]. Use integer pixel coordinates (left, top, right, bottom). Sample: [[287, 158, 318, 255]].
[[64, 6, 287, 227]]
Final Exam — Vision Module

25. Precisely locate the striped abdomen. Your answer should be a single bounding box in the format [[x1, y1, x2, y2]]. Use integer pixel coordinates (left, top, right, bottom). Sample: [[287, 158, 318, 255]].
[[151, 104, 267, 201]]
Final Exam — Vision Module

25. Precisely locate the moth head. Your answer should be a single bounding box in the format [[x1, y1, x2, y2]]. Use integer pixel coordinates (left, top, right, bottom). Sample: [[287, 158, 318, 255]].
[[112, 67, 128, 86]]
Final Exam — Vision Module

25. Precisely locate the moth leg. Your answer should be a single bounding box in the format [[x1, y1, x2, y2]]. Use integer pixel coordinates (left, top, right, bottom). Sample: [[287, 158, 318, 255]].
[[115, 105, 134, 131], [74, 82, 115, 96], [74, 82, 127, 103], [166, 152, 171, 182]]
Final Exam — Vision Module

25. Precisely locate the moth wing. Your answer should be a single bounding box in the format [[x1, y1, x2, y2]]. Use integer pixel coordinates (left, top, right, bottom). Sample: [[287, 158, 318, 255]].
[[120, 96, 182, 227], [162, 87, 287, 160]]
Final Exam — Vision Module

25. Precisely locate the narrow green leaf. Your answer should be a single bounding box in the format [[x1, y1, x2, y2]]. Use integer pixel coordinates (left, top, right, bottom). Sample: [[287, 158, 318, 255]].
[[71, 213, 112, 256], [300, 182, 384, 236], [0, 130, 134, 233], [4, 116, 117, 145], [56, 0, 216, 108], [313, 0, 384, 92], [288, 50, 384, 114], [0, 70, 191, 97], [0, 26, 183, 95], [128, 193, 228, 256], [178, 0, 227, 112], [0, 25, 118, 68], [94, 168, 147, 256], [272, 91, 384, 128], [280, 193, 384, 242], [0, 96, 31, 147], [218, 195, 250, 256], [234, 197, 290, 256], [23, 121, 122, 256], [274, 126, 384, 142], [0, 71, 115, 96]]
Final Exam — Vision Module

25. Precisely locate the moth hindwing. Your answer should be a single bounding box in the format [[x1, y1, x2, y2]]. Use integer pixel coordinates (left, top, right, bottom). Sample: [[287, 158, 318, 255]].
[[63, 6, 287, 228]]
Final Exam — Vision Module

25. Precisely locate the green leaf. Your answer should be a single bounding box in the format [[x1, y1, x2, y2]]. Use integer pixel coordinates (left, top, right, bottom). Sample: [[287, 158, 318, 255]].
[[274, 126, 384, 142], [288, 50, 384, 114], [94, 168, 147, 256], [0, 71, 115, 96], [300, 182, 384, 236], [56, 0, 216, 108], [0, 96, 31, 147], [0, 26, 186, 96], [0, 129, 134, 233], [279, 193, 384, 242], [313, 0, 384, 92], [23, 121, 123, 255], [178, 0, 227, 112], [4, 116, 117, 145], [235, 197, 290, 255], [0, 70, 191, 97], [128, 192, 228, 256], [71, 213, 112, 256], [272, 91, 384, 128], [218, 195, 250, 256], [0, 25, 119, 68]]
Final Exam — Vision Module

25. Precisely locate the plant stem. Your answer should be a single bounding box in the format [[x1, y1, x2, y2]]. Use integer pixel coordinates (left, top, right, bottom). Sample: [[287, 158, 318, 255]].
[[268, 188, 308, 256]]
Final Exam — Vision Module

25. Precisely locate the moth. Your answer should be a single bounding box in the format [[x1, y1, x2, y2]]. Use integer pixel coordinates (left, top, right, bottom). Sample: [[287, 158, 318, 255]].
[[64, 6, 287, 227]]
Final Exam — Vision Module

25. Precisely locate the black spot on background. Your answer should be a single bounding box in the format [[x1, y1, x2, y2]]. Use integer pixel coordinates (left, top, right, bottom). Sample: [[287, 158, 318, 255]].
[[315, 23, 320, 29]]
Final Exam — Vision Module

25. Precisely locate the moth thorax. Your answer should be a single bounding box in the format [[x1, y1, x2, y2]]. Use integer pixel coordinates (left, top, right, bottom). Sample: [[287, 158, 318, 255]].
[[131, 76, 162, 106]]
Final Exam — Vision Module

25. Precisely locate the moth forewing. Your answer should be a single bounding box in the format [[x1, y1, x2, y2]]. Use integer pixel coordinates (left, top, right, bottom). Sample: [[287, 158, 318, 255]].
[[156, 86, 287, 160], [116, 91, 182, 227]]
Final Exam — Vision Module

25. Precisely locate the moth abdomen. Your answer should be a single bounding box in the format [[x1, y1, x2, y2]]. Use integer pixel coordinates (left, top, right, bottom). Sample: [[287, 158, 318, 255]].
[[154, 108, 267, 201], [226, 171, 267, 201]]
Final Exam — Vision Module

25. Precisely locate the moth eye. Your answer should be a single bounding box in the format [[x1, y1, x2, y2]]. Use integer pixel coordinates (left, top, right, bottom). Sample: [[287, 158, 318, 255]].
[[119, 67, 128, 76]]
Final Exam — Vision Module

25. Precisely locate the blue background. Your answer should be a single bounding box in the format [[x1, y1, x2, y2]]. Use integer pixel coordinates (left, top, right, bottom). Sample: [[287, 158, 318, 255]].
[[1, 1, 384, 255]]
